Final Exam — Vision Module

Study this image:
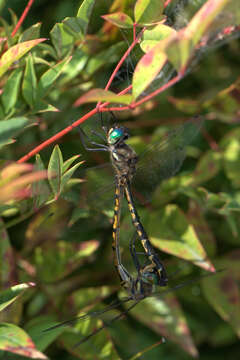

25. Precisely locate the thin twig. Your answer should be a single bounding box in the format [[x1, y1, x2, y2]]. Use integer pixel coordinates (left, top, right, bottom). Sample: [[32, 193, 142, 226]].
[[11, 0, 35, 37]]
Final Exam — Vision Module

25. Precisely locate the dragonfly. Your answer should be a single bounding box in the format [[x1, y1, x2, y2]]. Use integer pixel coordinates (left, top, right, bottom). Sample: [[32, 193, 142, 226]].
[[78, 114, 203, 290]]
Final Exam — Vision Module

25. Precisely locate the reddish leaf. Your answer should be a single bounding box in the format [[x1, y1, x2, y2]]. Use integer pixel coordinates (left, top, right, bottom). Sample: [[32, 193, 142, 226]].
[[102, 12, 133, 28], [74, 88, 132, 106], [128, 293, 198, 357], [0, 323, 47, 359], [132, 43, 167, 100], [0, 39, 46, 77]]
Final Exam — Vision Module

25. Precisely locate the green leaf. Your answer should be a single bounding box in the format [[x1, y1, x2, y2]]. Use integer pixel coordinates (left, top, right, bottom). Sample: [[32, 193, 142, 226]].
[[33, 154, 51, 208], [0, 217, 15, 288], [132, 44, 167, 100], [85, 41, 126, 76], [221, 129, 240, 187], [134, 0, 165, 25], [128, 293, 198, 357], [25, 315, 66, 351], [147, 205, 215, 272], [22, 54, 37, 108], [74, 88, 132, 106], [48, 145, 63, 198], [0, 323, 47, 359], [202, 266, 240, 337], [0, 38, 46, 77], [76, 0, 96, 35], [37, 57, 71, 99], [1, 67, 22, 114], [31, 100, 59, 114], [187, 201, 217, 257], [102, 12, 134, 29], [58, 49, 88, 84], [50, 22, 74, 59], [140, 24, 176, 52], [192, 150, 221, 185], [0, 117, 28, 148], [19, 22, 42, 42], [61, 161, 84, 191], [62, 154, 81, 173], [0, 283, 35, 312], [59, 305, 120, 360]]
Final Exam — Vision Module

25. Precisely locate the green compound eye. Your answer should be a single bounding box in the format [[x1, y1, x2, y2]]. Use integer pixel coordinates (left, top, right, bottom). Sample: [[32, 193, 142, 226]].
[[108, 128, 124, 144]]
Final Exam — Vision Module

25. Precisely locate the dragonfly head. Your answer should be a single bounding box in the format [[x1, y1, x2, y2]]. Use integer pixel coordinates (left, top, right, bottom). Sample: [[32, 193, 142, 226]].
[[107, 126, 129, 145]]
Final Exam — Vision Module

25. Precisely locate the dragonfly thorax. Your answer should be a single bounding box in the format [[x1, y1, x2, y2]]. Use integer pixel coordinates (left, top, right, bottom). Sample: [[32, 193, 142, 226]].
[[110, 139, 138, 181]]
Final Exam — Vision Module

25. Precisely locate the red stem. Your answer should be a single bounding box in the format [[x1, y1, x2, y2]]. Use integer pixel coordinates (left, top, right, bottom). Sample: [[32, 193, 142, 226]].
[[133, 23, 137, 42], [102, 28, 144, 93], [17, 85, 132, 164], [11, 0, 35, 37], [164, 0, 172, 8], [101, 73, 182, 112]]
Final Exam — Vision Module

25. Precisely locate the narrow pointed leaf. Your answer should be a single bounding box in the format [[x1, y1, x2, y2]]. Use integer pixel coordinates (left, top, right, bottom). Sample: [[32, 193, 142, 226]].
[[0, 218, 15, 288], [48, 145, 63, 198], [50, 23, 74, 59], [62, 154, 81, 173], [76, 0, 96, 36], [0, 283, 35, 312], [61, 161, 84, 191], [74, 88, 132, 106], [19, 22, 42, 42], [22, 54, 37, 108], [1, 67, 22, 114], [37, 57, 71, 99], [33, 154, 51, 207], [0, 38, 46, 77], [0, 117, 28, 148]]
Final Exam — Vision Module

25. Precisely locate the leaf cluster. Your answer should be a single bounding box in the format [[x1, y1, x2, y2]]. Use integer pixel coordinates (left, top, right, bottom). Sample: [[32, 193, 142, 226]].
[[0, 1, 240, 359]]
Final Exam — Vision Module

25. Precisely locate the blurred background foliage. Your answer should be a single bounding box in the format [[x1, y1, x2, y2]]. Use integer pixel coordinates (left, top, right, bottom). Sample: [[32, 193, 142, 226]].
[[0, 0, 240, 359]]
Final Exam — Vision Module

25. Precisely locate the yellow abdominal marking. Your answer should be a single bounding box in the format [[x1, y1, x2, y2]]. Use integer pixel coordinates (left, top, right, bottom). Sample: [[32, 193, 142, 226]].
[[137, 229, 143, 237], [113, 215, 118, 229]]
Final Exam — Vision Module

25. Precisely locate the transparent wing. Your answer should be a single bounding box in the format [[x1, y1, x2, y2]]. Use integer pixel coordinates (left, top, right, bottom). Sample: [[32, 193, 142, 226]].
[[132, 117, 203, 201], [80, 163, 116, 212]]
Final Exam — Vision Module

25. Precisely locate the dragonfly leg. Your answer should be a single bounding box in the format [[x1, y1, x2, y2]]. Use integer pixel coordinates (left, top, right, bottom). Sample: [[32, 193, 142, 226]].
[[78, 126, 108, 151]]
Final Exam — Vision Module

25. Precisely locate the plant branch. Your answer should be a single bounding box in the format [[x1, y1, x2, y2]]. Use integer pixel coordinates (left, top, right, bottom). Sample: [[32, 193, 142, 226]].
[[11, 0, 35, 37]]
